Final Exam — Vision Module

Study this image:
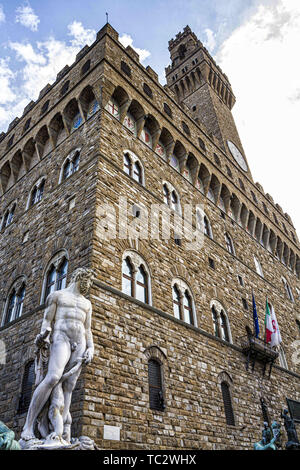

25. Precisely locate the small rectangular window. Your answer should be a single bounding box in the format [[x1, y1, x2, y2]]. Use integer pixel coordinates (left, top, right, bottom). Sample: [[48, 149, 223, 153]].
[[209, 257, 215, 269], [121, 61, 131, 77], [242, 298, 248, 310], [238, 275, 244, 287]]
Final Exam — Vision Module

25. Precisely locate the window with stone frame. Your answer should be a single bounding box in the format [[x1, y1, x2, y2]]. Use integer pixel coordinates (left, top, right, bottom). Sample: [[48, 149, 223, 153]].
[[211, 301, 232, 343], [42, 254, 68, 303], [61, 150, 80, 182], [282, 277, 294, 302], [18, 361, 35, 414], [121, 61, 131, 77], [148, 359, 165, 412], [121, 252, 151, 305], [221, 381, 235, 426], [29, 178, 45, 208], [2, 281, 26, 326], [225, 232, 235, 256], [254, 256, 264, 278], [1, 203, 16, 230], [81, 59, 91, 76], [162, 182, 181, 214], [123, 151, 144, 185], [171, 279, 196, 326], [143, 83, 153, 98], [163, 102, 172, 118], [277, 345, 288, 369]]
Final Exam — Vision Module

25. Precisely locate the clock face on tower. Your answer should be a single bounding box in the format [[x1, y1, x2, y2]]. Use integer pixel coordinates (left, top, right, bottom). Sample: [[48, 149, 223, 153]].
[[227, 140, 248, 172]]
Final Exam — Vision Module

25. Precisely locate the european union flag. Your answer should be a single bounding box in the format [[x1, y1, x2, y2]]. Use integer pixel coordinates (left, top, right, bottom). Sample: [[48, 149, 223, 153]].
[[252, 293, 260, 338]]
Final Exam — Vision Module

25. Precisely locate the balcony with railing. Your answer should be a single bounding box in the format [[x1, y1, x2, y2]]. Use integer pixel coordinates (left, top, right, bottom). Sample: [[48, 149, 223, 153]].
[[239, 334, 279, 377]]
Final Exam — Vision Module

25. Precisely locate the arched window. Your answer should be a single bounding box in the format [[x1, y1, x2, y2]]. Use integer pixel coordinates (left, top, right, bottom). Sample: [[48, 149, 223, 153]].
[[136, 266, 148, 303], [211, 301, 232, 343], [2, 282, 26, 326], [1, 203, 16, 230], [123, 152, 144, 185], [212, 306, 220, 338], [225, 233, 235, 255], [220, 311, 230, 342], [172, 285, 181, 320], [282, 278, 294, 302], [62, 150, 80, 181], [254, 256, 264, 278], [163, 184, 169, 205], [148, 359, 165, 411], [43, 255, 68, 303], [124, 153, 132, 176], [121, 252, 151, 305], [18, 361, 35, 414], [171, 279, 196, 326], [163, 182, 181, 214], [278, 345, 288, 369], [29, 179, 45, 208], [204, 215, 213, 239], [221, 381, 235, 426], [183, 290, 193, 324], [122, 258, 134, 297], [133, 161, 142, 184]]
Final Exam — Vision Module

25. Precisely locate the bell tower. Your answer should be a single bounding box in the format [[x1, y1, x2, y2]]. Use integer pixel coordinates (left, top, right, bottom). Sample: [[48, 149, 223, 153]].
[[165, 26, 252, 178]]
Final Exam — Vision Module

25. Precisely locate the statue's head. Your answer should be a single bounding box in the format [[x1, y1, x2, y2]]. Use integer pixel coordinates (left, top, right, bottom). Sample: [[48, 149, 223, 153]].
[[70, 268, 95, 295], [283, 409, 289, 416], [263, 421, 268, 429]]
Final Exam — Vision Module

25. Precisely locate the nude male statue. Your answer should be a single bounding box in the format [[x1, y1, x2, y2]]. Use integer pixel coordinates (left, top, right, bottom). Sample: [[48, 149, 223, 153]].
[[21, 267, 95, 444]]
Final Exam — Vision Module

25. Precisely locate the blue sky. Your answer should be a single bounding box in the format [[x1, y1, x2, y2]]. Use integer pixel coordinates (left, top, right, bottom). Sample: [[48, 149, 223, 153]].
[[1, 0, 300, 239]]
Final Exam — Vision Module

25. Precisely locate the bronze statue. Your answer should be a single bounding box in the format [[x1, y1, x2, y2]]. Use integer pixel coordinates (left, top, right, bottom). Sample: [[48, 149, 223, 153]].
[[281, 409, 300, 450]]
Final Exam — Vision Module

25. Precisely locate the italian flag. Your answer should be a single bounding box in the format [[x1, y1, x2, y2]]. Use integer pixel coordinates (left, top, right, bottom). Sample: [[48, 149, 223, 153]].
[[265, 299, 273, 344]]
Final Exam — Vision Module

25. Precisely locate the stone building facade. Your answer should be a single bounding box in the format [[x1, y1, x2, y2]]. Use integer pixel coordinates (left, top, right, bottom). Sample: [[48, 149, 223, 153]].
[[0, 23, 299, 450]]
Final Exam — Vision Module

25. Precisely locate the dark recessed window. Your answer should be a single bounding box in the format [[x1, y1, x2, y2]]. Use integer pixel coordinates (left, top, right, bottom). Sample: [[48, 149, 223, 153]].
[[239, 178, 245, 191], [242, 298, 248, 310], [209, 257, 215, 269], [273, 212, 279, 225], [251, 191, 258, 204], [163, 102, 172, 118], [226, 165, 232, 178], [182, 121, 190, 135], [7, 135, 14, 149], [41, 100, 50, 115], [81, 60, 91, 76], [214, 153, 221, 165], [198, 138, 206, 152], [23, 118, 31, 133], [121, 61, 131, 77], [221, 381, 235, 426], [192, 105, 197, 111], [262, 202, 269, 215], [148, 359, 165, 412], [174, 235, 182, 246], [18, 361, 35, 414], [143, 83, 153, 98], [220, 211, 225, 220], [61, 81, 70, 96], [238, 275, 244, 287]]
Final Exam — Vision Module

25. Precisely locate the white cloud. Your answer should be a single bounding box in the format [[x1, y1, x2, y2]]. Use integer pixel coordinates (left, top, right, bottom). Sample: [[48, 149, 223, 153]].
[[204, 28, 216, 52], [216, 0, 300, 233], [0, 21, 97, 132], [0, 58, 16, 104], [0, 4, 5, 23], [119, 33, 151, 62], [15, 3, 40, 32], [68, 21, 96, 48]]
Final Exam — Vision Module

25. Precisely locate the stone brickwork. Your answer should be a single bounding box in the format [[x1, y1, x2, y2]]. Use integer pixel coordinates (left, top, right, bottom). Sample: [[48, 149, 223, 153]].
[[0, 23, 299, 450]]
